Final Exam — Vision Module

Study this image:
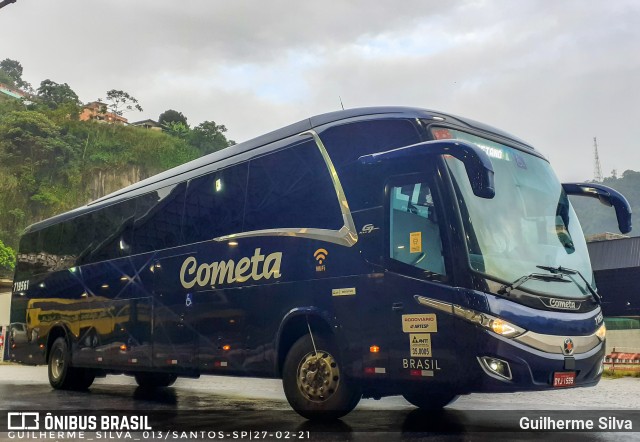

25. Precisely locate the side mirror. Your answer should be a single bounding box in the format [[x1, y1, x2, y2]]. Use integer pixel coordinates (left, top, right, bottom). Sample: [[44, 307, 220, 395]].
[[359, 139, 495, 199], [562, 182, 632, 234]]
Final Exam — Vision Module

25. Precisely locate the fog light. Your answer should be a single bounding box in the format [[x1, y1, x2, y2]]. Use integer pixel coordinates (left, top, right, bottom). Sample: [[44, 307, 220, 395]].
[[479, 356, 512, 380]]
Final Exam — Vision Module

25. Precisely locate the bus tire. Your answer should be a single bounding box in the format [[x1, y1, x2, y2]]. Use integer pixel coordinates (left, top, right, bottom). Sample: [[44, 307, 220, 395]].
[[282, 334, 361, 420], [134, 373, 178, 389], [402, 391, 459, 410], [48, 337, 95, 390], [73, 368, 96, 390]]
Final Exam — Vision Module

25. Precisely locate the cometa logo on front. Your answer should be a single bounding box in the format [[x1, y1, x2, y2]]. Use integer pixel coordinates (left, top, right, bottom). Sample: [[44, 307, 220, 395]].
[[543, 298, 580, 310], [180, 248, 282, 288]]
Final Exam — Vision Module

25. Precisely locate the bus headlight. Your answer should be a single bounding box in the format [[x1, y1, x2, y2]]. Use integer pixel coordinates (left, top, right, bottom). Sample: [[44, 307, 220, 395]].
[[452, 305, 525, 338], [414, 295, 525, 338], [414, 295, 526, 338], [596, 324, 606, 342], [491, 318, 521, 337]]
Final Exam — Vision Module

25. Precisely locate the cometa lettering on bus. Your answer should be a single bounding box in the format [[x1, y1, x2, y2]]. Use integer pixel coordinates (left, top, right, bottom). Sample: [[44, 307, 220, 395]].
[[180, 248, 282, 288]]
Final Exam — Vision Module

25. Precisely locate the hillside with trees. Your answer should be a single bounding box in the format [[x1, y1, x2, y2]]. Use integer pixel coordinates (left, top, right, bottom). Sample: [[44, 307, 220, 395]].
[[0, 58, 234, 276], [570, 171, 640, 238]]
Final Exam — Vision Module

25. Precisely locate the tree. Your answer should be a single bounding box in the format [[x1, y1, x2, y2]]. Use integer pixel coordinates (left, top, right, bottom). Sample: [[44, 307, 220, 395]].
[[0, 110, 74, 184], [103, 89, 143, 117], [0, 239, 15, 273], [158, 109, 188, 127], [0, 69, 15, 87], [162, 121, 190, 139], [0, 58, 27, 88], [37, 79, 81, 109], [188, 120, 234, 155]]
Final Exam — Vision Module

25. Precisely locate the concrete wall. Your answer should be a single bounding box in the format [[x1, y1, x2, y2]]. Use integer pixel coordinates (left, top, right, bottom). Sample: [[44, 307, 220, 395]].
[[0, 291, 9, 362], [605, 329, 640, 354], [0, 291, 9, 326]]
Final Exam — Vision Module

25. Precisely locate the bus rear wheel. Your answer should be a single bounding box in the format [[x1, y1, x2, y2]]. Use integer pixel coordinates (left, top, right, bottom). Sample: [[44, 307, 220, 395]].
[[134, 373, 178, 389], [402, 391, 459, 410], [282, 334, 361, 420], [48, 337, 95, 390]]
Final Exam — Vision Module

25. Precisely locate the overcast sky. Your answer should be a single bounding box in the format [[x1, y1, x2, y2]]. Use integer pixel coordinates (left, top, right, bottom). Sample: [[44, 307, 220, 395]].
[[1, 0, 638, 181]]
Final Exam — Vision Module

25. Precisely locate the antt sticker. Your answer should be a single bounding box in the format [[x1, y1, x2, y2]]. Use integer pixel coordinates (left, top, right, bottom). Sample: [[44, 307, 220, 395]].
[[410, 333, 432, 357]]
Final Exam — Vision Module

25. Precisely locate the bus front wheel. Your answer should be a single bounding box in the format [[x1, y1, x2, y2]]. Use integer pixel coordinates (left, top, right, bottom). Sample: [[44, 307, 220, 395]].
[[48, 337, 95, 390], [402, 391, 459, 410], [282, 334, 361, 420]]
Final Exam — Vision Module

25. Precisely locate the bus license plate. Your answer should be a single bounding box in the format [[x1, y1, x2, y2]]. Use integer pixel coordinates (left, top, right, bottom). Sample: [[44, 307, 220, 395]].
[[553, 372, 576, 388]]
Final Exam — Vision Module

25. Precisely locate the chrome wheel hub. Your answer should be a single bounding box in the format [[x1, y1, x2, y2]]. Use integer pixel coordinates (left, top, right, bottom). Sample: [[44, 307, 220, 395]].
[[296, 350, 340, 402], [51, 348, 64, 380]]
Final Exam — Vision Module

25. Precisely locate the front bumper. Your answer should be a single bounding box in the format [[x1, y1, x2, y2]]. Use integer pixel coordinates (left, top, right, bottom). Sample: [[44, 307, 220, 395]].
[[468, 327, 604, 393]]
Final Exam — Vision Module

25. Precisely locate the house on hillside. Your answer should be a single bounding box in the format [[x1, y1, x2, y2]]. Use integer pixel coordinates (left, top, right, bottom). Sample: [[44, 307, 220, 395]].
[[0, 82, 29, 100], [130, 119, 162, 130], [80, 101, 128, 125]]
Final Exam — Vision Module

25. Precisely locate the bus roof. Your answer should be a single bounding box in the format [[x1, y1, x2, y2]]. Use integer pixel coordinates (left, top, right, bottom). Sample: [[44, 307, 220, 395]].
[[25, 106, 534, 233]]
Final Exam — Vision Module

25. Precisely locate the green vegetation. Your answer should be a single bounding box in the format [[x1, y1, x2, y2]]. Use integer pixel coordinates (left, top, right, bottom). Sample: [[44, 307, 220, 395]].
[[37, 79, 81, 110], [0, 58, 30, 90], [0, 58, 233, 278], [0, 239, 15, 272], [0, 68, 16, 88], [159, 109, 235, 154], [602, 369, 640, 379], [159, 109, 188, 127], [104, 89, 143, 116]]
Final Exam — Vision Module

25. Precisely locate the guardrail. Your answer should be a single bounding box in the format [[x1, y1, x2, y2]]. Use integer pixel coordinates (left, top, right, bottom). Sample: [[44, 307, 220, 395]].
[[604, 348, 640, 372]]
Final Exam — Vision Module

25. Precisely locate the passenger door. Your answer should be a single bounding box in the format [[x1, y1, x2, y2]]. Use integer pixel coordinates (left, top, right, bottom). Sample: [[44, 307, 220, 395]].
[[383, 176, 460, 384]]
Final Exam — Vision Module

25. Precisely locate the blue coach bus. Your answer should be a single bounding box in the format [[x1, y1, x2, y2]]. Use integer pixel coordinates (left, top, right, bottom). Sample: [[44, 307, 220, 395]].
[[10, 107, 631, 419]]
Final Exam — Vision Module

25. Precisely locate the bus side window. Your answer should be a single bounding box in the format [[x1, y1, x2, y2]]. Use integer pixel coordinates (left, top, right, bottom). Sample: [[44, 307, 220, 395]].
[[318, 119, 423, 211], [15, 231, 40, 280], [243, 140, 343, 232], [319, 119, 421, 170], [182, 163, 248, 243], [389, 182, 446, 276], [61, 213, 93, 266], [37, 224, 63, 273], [87, 199, 135, 263], [132, 183, 186, 253]]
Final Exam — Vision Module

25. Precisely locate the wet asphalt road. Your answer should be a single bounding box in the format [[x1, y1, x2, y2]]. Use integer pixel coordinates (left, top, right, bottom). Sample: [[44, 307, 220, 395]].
[[0, 365, 639, 441]]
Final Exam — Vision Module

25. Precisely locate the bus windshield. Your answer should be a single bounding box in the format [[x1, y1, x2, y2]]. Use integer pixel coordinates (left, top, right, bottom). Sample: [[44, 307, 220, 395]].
[[440, 128, 593, 299]]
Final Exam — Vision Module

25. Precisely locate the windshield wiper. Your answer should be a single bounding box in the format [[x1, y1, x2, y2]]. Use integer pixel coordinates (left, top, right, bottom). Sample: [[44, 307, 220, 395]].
[[536, 265, 601, 305], [498, 272, 569, 295]]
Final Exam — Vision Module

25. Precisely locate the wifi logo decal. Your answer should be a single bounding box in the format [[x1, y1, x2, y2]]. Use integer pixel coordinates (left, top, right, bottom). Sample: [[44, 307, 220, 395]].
[[314, 248, 328, 272]]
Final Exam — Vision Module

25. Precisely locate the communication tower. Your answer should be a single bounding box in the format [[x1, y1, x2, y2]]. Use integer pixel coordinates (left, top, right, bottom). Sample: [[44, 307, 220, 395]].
[[593, 137, 603, 182]]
